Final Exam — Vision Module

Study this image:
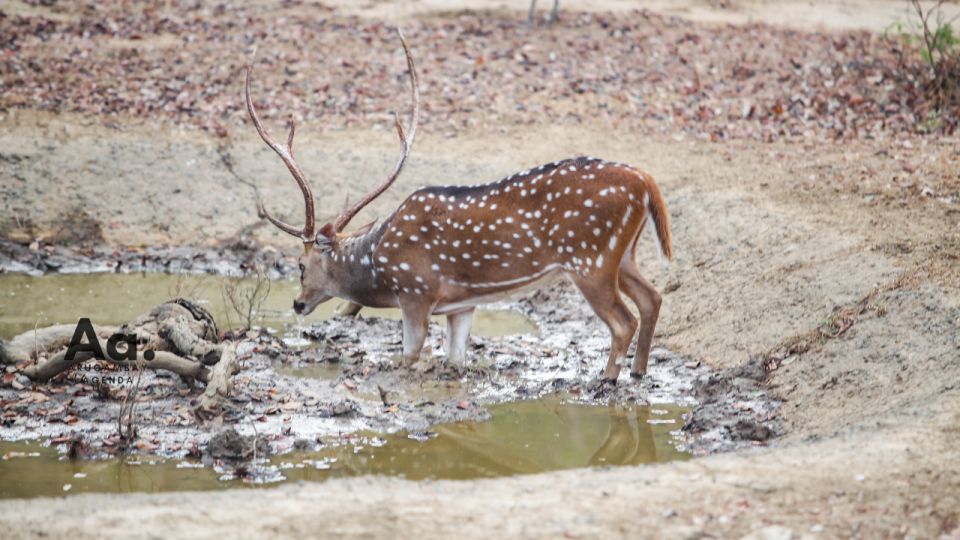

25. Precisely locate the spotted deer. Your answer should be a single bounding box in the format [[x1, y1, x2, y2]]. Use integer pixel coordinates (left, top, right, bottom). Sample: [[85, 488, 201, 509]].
[[246, 30, 673, 382]]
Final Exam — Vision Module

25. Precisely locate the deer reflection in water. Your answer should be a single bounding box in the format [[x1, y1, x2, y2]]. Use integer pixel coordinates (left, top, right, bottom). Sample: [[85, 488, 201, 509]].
[[330, 400, 687, 480]]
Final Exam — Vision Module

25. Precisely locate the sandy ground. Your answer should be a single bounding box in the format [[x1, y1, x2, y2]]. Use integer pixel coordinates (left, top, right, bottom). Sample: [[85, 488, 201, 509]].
[[1, 0, 960, 538], [5, 0, 956, 31], [327, 0, 960, 33]]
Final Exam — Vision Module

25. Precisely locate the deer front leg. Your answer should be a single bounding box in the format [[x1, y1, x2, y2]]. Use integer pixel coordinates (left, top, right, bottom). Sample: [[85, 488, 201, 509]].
[[334, 301, 363, 318], [445, 308, 475, 365], [399, 298, 432, 366]]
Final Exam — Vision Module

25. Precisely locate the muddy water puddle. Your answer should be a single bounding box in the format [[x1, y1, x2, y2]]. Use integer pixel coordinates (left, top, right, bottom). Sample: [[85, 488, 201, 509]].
[[0, 273, 713, 498], [0, 397, 689, 499], [272, 360, 343, 380], [0, 273, 537, 341]]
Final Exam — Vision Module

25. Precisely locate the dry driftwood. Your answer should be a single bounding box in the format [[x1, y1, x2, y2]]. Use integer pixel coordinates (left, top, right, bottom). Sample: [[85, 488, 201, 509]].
[[123, 299, 221, 364], [4, 299, 224, 383], [0, 324, 119, 366], [18, 349, 212, 383], [195, 342, 239, 420]]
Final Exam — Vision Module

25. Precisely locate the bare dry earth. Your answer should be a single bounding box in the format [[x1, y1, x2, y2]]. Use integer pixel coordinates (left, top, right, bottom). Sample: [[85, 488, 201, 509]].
[[1, 0, 960, 538], [6, 0, 956, 31], [326, 0, 960, 33], [2, 105, 959, 537]]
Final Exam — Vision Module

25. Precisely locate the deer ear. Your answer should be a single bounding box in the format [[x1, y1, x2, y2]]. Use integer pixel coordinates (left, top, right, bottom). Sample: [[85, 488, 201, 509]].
[[315, 223, 336, 252]]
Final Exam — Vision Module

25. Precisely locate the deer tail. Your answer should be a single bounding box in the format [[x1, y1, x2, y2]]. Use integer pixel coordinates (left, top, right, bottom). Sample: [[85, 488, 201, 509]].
[[644, 177, 673, 261]]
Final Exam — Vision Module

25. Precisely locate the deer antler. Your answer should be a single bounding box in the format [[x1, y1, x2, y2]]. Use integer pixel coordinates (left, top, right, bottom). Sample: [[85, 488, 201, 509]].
[[245, 61, 316, 242], [333, 29, 420, 233]]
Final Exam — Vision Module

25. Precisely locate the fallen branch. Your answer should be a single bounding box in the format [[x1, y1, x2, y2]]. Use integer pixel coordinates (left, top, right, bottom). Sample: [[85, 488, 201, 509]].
[[19, 349, 211, 383], [123, 299, 222, 363], [118, 357, 145, 444], [0, 324, 118, 365], [195, 342, 240, 421], [6, 299, 221, 383]]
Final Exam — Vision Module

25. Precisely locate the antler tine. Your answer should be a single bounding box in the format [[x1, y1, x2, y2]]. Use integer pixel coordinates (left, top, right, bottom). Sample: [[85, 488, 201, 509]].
[[245, 63, 316, 241], [256, 198, 303, 237], [333, 28, 420, 233]]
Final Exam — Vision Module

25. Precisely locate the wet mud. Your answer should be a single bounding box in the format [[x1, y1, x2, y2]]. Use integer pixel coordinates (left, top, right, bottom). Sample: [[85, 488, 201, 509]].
[[1, 396, 691, 498], [0, 253, 780, 481]]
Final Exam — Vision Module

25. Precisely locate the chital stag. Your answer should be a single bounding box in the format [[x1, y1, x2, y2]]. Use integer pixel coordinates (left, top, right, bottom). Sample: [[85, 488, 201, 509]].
[[246, 30, 673, 382]]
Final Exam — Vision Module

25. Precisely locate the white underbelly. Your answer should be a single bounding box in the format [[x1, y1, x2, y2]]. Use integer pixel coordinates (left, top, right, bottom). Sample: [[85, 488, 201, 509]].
[[433, 268, 564, 315]]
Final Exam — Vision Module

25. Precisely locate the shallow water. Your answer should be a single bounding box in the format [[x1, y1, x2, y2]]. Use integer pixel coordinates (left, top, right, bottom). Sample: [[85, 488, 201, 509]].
[[0, 273, 538, 341], [0, 397, 689, 499], [272, 360, 344, 380]]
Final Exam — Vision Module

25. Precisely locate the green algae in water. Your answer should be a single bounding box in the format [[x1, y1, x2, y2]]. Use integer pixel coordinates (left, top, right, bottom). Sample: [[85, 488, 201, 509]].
[[0, 398, 689, 499], [0, 273, 538, 341]]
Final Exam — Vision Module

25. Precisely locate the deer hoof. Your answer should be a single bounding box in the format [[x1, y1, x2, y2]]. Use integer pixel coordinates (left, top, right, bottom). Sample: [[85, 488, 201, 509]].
[[588, 376, 618, 398], [629, 371, 645, 381]]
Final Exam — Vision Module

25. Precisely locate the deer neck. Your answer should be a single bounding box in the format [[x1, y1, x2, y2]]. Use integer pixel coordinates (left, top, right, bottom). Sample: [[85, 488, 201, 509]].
[[326, 223, 396, 308]]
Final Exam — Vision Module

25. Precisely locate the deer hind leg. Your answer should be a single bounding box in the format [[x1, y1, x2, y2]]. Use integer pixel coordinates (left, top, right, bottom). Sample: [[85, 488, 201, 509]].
[[399, 298, 433, 365], [572, 273, 638, 381], [618, 237, 662, 378], [445, 308, 475, 365]]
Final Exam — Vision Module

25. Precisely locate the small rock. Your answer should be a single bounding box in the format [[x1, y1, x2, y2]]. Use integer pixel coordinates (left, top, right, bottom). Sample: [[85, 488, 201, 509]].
[[317, 400, 356, 418], [206, 427, 271, 460], [292, 438, 315, 451], [731, 419, 774, 441]]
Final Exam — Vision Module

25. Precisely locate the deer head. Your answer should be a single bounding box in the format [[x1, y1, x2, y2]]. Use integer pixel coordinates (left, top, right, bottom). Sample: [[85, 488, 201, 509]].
[[245, 29, 420, 315]]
